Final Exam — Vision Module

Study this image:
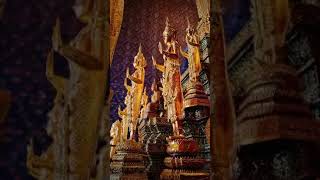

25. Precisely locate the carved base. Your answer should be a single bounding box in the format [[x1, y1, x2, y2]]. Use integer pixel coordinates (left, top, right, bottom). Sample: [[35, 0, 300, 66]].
[[184, 105, 210, 160], [238, 62, 315, 145], [166, 136, 199, 156], [239, 116, 320, 146], [145, 117, 172, 180], [160, 169, 209, 180], [161, 136, 209, 180], [110, 140, 147, 180], [184, 81, 210, 108]]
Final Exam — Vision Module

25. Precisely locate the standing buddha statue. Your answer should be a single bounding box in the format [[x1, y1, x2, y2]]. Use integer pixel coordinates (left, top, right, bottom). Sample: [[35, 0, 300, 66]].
[[146, 80, 163, 118], [153, 18, 184, 137], [126, 44, 147, 140], [180, 18, 201, 83], [140, 88, 149, 120]]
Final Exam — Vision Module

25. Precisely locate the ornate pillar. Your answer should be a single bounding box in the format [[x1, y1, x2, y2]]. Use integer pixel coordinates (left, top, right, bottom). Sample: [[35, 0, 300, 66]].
[[209, 0, 237, 179], [235, 0, 320, 179], [110, 0, 124, 62]]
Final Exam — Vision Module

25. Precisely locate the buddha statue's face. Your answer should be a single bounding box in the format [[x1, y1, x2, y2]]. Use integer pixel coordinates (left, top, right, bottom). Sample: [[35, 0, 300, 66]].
[[72, 0, 92, 22], [133, 55, 146, 69], [73, 0, 85, 17], [163, 34, 169, 44], [110, 121, 121, 142]]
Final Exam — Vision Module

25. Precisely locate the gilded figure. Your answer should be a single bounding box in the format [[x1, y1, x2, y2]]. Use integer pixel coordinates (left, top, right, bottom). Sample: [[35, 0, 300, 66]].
[[126, 44, 147, 140], [180, 18, 202, 83], [153, 18, 184, 136]]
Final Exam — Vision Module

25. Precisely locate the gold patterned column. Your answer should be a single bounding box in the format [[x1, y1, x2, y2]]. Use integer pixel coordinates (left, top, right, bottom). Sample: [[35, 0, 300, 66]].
[[196, 0, 210, 39], [110, 0, 124, 63]]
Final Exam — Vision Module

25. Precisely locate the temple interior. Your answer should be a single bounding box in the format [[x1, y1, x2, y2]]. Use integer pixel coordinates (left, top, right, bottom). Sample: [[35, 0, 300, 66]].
[[0, 0, 320, 179]]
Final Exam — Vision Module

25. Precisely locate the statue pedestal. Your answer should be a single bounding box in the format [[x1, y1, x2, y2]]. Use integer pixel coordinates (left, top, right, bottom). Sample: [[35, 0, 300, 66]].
[[183, 81, 211, 160], [160, 136, 209, 180], [235, 63, 320, 179], [110, 140, 148, 180], [138, 117, 172, 180]]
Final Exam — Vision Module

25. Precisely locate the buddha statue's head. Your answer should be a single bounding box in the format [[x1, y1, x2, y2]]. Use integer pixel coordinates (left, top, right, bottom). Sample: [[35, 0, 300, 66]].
[[151, 80, 160, 103], [133, 44, 147, 69], [186, 18, 194, 35], [72, 0, 93, 23], [110, 120, 122, 144], [141, 88, 148, 105], [186, 18, 199, 44], [163, 17, 177, 44]]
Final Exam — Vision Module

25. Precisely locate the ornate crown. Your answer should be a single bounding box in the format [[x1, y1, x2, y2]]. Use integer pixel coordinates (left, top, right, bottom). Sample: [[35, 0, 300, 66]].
[[163, 17, 177, 38], [133, 44, 147, 68]]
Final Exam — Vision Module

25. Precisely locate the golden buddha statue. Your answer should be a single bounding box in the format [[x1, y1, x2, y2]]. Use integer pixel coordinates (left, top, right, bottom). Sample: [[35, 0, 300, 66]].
[[153, 18, 184, 137], [27, 49, 64, 180], [146, 80, 163, 118], [118, 106, 129, 141], [110, 120, 122, 158], [180, 18, 202, 83], [126, 44, 147, 140], [140, 88, 149, 119], [29, 0, 109, 179], [151, 81, 161, 103]]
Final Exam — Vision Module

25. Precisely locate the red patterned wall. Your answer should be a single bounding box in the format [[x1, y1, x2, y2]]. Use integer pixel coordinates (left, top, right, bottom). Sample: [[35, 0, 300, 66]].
[[110, 0, 198, 122]]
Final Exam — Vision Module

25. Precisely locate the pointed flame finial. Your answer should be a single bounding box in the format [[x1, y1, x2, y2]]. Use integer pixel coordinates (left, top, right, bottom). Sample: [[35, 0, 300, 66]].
[[187, 17, 191, 29], [166, 17, 169, 26], [138, 43, 142, 53]]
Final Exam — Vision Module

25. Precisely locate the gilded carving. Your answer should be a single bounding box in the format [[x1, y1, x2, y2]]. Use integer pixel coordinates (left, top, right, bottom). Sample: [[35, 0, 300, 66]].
[[153, 18, 184, 137], [126, 44, 147, 140], [180, 19, 202, 83], [110, 0, 124, 62], [140, 88, 149, 120], [27, 0, 109, 179]]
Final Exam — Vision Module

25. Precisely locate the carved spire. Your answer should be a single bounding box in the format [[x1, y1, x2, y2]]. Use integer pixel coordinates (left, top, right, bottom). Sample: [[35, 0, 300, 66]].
[[138, 43, 142, 53], [52, 18, 63, 52], [187, 17, 191, 31], [133, 44, 147, 68], [163, 17, 176, 38]]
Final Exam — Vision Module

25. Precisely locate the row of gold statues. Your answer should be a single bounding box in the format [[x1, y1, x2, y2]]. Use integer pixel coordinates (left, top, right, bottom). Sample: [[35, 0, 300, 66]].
[[110, 17, 203, 158]]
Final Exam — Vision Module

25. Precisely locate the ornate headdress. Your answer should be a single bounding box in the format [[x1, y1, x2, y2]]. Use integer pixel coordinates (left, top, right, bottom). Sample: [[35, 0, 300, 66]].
[[133, 44, 147, 68], [163, 17, 177, 38]]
